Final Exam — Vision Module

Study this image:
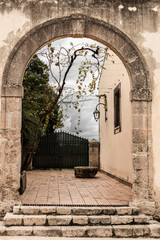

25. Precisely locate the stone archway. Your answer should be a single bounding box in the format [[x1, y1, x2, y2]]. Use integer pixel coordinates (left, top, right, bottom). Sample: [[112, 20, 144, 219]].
[[0, 14, 153, 209]]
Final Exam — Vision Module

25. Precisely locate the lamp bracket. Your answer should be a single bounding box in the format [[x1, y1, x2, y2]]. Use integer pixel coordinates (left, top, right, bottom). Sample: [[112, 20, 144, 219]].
[[96, 94, 107, 109]]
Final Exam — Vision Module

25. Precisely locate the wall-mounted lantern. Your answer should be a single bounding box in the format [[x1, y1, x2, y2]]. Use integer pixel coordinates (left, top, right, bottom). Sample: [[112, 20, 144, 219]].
[[93, 94, 107, 121]]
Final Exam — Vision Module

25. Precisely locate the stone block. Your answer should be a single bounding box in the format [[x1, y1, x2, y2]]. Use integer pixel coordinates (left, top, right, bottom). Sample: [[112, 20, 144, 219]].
[[72, 207, 102, 215], [113, 225, 133, 237], [133, 154, 148, 171], [4, 213, 23, 226], [10, 112, 21, 129], [87, 226, 112, 237], [103, 207, 116, 215], [116, 207, 132, 215], [6, 226, 33, 236], [132, 207, 139, 215], [7, 38, 39, 85], [85, 20, 107, 42], [39, 206, 56, 214], [62, 226, 86, 237], [111, 215, 133, 225], [33, 226, 61, 237], [149, 224, 160, 237], [133, 129, 147, 144], [20, 206, 39, 215], [2, 129, 21, 142], [71, 19, 85, 36], [47, 215, 72, 226], [56, 207, 71, 215], [23, 215, 46, 226], [109, 32, 126, 52], [128, 63, 148, 90], [0, 221, 5, 226], [132, 178, 149, 200], [1, 98, 21, 112], [130, 88, 151, 101], [132, 143, 148, 153], [31, 26, 54, 50], [118, 40, 138, 63], [13, 206, 21, 214], [0, 225, 6, 235], [133, 214, 150, 224], [1, 87, 23, 98], [132, 225, 149, 237], [149, 220, 158, 224], [0, 200, 18, 219], [4, 158, 21, 190], [132, 101, 149, 115], [89, 139, 99, 167], [132, 115, 143, 129], [54, 19, 73, 37], [141, 201, 155, 215], [72, 215, 88, 225], [89, 215, 110, 225], [130, 201, 155, 215]]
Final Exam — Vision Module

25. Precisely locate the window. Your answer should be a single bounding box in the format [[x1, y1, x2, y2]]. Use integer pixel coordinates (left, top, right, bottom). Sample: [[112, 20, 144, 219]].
[[114, 83, 121, 134]]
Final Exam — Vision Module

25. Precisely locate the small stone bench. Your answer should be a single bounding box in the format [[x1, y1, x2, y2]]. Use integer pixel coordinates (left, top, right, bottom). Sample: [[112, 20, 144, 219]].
[[74, 166, 98, 178]]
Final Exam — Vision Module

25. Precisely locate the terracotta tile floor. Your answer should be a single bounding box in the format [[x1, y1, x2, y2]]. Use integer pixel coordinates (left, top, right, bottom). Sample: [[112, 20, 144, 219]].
[[20, 170, 132, 205]]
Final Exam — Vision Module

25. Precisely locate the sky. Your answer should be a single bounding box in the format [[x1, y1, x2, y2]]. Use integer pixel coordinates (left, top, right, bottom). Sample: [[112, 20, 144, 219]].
[[38, 37, 106, 140]]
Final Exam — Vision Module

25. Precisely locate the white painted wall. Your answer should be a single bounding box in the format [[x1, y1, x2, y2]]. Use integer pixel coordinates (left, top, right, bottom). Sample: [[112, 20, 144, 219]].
[[0, 11, 31, 87], [99, 52, 132, 183]]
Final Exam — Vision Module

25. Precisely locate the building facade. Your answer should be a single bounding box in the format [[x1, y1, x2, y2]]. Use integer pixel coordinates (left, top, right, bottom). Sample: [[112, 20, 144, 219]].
[[0, 0, 160, 215], [99, 52, 132, 185]]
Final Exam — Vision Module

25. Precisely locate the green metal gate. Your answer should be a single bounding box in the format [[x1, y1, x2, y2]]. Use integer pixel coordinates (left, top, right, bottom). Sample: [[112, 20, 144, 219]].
[[33, 131, 89, 169]]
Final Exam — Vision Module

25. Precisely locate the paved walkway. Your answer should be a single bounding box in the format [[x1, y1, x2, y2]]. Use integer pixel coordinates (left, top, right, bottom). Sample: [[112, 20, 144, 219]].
[[20, 170, 132, 205]]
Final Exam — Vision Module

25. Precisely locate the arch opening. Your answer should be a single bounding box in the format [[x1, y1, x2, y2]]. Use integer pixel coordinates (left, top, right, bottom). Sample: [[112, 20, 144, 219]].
[[19, 37, 132, 206]]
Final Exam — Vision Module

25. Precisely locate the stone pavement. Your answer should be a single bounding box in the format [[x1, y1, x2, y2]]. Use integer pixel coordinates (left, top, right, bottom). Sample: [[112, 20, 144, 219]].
[[20, 170, 132, 205]]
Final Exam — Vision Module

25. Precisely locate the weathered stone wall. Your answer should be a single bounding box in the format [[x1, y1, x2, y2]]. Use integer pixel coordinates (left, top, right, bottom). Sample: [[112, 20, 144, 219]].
[[89, 139, 100, 168], [0, 0, 159, 88], [0, 0, 160, 215]]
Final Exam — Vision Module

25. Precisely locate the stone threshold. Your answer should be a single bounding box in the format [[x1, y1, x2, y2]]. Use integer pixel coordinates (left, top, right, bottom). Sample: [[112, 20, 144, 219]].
[[22, 203, 129, 207]]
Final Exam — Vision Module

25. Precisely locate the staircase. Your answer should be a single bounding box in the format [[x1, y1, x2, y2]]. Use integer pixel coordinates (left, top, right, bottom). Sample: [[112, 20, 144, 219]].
[[0, 205, 160, 237]]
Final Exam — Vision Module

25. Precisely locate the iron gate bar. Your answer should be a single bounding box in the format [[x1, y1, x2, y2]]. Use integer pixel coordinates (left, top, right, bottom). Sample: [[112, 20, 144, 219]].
[[33, 131, 89, 169]]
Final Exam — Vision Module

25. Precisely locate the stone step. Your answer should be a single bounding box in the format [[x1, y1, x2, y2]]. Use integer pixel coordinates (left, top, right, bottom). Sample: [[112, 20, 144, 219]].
[[0, 224, 160, 237], [4, 212, 151, 227], [13, 205, 139, 216]]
